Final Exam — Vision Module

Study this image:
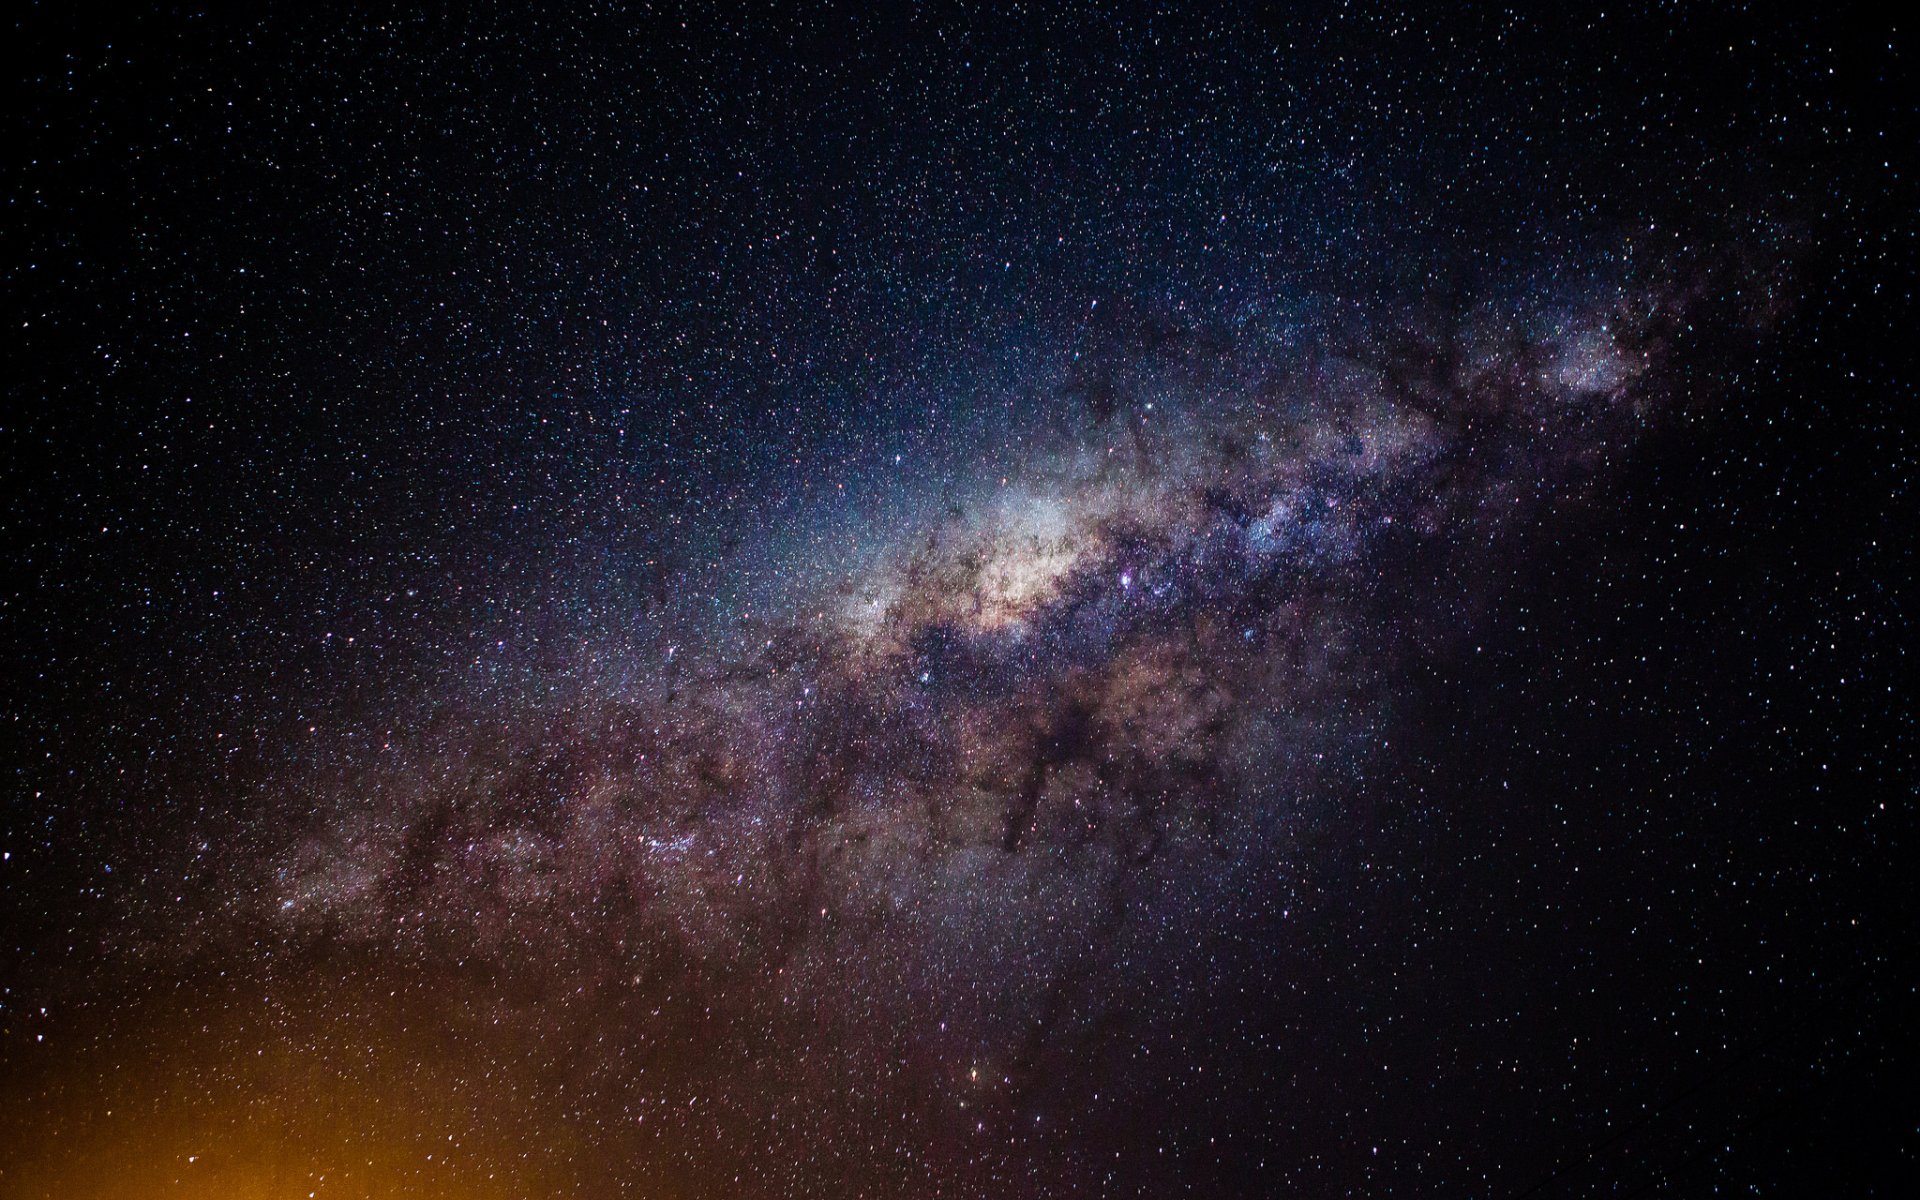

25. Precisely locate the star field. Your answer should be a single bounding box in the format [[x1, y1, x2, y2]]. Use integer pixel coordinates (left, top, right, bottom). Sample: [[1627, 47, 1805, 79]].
[[2, 4, 1914, 1198]]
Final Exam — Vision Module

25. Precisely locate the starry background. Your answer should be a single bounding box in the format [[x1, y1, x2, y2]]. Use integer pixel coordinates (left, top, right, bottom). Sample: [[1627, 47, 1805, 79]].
[[2, 3, 1914, 1197]]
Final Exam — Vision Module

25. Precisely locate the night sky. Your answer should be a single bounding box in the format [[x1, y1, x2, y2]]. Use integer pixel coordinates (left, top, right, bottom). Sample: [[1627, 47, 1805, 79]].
[[3, 4, 1914, 1197]]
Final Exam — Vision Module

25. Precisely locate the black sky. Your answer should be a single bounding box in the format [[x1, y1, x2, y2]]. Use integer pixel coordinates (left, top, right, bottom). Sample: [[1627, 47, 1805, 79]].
[[3, 4, 1915, 1197]]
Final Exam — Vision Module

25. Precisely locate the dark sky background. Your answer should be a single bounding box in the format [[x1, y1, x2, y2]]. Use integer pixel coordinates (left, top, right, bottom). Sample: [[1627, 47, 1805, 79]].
[[2, 3, 1914, 1197]]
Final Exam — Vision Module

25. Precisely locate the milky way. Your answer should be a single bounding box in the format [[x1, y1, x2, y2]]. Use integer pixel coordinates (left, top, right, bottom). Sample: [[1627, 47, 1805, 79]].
[[261, 231, 1789, 1002], [4, 6, 1910, 1199]]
